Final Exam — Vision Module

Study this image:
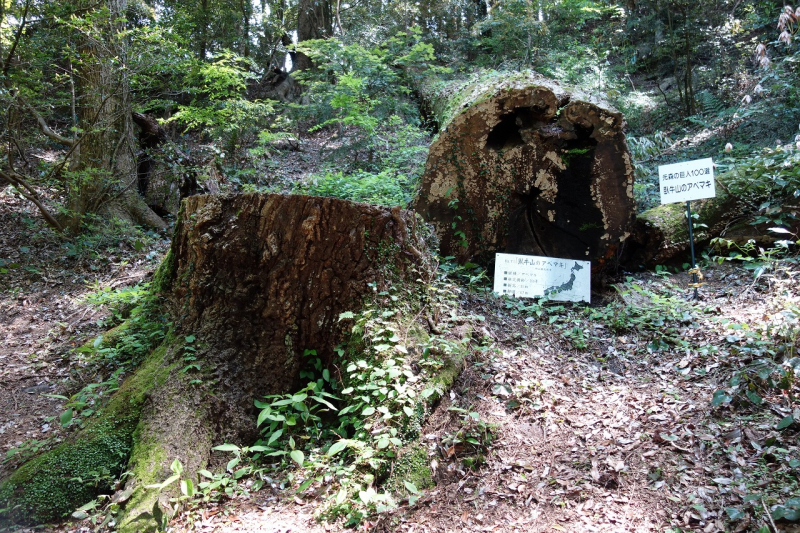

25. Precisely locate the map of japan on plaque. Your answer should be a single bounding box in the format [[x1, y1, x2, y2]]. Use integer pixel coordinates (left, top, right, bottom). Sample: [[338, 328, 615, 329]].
[[493, 253, 591, 303]]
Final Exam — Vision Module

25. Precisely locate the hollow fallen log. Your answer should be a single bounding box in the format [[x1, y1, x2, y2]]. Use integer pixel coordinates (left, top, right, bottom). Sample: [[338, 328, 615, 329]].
[[413, 72, 636, 275], [0, 193, 434, 529]]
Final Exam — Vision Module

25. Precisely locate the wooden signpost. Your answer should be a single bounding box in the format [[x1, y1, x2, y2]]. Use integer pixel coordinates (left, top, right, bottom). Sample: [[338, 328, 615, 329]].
[[657, 157, 716, 299]]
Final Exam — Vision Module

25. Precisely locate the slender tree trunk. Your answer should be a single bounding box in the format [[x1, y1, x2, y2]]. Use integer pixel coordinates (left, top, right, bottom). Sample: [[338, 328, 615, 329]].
[[199, 0, 209, 59]]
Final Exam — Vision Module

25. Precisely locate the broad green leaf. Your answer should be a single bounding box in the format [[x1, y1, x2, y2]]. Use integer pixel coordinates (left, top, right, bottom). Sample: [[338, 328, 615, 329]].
[[362, 407, 376, 416], [746, 391, 763, 405], [226, 457, 240, 472], [60, 408, 73, 427], [777, 415, 794, 430], [339, 311, 355, 321], [290, 450, 305, 466], [213, 443, 241, 452], [257, 411, 276, 426], [297, 476, 315, 492], [180, 479, 195, 497], [328, 440, 348, 456], [711, 389, 731, 407], [335, 487, 347, 504], [404, 481, 419, 494], [155, 474, 180, 490], [267, 429, 284, 445], [725, 507, 744, 520]]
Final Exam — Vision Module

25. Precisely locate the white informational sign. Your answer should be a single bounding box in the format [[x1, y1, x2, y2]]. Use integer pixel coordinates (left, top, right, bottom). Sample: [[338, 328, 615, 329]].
[[493, 253, 591, 303], [658, 157, 716, 204]]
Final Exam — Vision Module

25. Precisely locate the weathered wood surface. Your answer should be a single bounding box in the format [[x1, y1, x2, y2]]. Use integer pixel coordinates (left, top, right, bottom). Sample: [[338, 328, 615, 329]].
[[0, 193, 434, 530], [414, 72, 636, 275], [627, 170, 799, 267], [116, 192, 434, 530]]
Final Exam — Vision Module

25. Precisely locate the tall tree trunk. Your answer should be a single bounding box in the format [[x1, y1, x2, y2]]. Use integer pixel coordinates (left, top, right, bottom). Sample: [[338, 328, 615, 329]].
[[294, 0, 332, 71], [63, 0, 165, 233]]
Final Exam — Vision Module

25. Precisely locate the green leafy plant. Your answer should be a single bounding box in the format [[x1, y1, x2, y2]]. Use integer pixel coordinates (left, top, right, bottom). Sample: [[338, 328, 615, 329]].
[[440, 408, 495, 469]]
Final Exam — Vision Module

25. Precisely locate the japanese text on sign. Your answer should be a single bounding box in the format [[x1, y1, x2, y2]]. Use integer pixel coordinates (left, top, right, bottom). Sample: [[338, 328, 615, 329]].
[[658, 157, 716, 204], [493, 253, 591, 303]]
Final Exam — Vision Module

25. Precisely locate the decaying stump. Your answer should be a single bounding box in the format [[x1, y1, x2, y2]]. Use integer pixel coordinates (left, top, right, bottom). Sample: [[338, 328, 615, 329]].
[[414, 72, 635, 274], [0, 193, 433, 530]]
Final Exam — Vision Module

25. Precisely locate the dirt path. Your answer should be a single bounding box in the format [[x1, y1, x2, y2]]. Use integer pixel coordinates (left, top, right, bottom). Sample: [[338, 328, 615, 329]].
[[1, 185, 798, 533], [165, 266, 799, 533], [0, 191, 169, 484]]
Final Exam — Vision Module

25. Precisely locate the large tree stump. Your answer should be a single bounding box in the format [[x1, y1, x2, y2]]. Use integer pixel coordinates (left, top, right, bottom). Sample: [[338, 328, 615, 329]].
[[414, 73, 635, 274], [0, 193, 433, 529]]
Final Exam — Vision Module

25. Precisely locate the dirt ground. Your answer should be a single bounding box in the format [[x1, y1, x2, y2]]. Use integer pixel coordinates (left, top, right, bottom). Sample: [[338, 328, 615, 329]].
[[1, 185, 799, 533]]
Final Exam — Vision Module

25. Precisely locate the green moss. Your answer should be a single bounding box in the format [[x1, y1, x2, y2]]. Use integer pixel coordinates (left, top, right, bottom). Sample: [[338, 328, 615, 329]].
[[385, 443, 434, 494], [0, 419, 136, 524], [115, 433, 168, 533], [0, 344, 170, 526], [151, 249, 176, 294], [638, 202, 687, 240]]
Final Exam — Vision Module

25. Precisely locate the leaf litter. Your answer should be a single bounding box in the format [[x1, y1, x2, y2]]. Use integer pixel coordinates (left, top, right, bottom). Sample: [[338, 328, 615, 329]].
[[1, 184, 799, 532]]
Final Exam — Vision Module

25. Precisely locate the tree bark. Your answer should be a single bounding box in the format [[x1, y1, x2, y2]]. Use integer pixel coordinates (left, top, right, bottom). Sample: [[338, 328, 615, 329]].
[[62, 0, 167, 233], [0, 193, 434, 528], [413, 72, 636, 275], [294, 0, 332, 71]]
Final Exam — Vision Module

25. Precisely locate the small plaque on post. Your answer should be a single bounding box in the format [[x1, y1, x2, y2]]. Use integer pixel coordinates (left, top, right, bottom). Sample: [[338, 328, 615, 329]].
[[658, 157, 716, 204], [493, 253, 591, 303]]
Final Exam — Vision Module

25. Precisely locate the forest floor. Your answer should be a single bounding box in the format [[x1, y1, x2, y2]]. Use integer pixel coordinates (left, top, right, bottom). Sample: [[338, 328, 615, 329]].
[[2, 174, 800, 532]]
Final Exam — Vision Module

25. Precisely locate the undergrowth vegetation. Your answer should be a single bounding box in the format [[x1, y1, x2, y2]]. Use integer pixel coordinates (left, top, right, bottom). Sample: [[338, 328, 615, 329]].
[[3, 0, 800, 530]]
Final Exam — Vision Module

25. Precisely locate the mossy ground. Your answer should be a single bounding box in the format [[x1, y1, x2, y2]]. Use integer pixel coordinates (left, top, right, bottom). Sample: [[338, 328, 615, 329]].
[[0, 334, 171, 526], [385, 443, 434, 493]]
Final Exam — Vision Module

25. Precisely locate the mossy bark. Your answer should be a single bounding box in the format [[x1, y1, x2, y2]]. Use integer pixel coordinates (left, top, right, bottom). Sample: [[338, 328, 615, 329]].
[[624, 170, 786, 267], [1, 193, 435, 530], [414, 71, 635, 275], [0, 343, 171, 526], [116, 193, 435, 530]]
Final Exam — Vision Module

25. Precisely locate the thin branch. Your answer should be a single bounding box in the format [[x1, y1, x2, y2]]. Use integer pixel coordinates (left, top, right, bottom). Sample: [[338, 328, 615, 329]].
[[16, 94, 76, 146], [0, 169, 64, 232], [2, 0, 30, 77]]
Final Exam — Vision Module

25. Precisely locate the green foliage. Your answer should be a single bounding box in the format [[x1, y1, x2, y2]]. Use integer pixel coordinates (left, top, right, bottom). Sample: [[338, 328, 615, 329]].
[[174, 275, 474, 526], [294, 31, 432, 175], [166, 51, 278, 158], [294, 168, 415, 206]]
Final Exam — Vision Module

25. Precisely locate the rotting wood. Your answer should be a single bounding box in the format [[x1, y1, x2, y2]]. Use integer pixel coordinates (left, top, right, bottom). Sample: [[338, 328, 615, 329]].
[[414, 72, 635, 276]]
